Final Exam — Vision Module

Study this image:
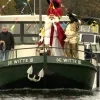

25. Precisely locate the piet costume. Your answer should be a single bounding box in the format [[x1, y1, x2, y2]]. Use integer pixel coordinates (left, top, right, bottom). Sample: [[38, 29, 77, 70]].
[[64, 13, 79, 58], [38, 0, 65, 56]]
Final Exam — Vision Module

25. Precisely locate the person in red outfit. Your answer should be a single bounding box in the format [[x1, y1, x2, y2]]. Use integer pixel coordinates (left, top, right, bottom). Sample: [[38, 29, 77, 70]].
[[38, 0, 65, 56]]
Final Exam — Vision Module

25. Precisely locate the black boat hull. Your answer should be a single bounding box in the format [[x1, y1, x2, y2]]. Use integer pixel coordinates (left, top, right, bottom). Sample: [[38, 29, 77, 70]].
[[0, 56, 97, 90]]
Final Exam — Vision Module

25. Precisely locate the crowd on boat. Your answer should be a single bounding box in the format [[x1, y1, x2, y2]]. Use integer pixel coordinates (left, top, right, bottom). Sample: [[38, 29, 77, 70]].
[[0, 0, 99, 62], [37, 0, 99, 58], [36, 0, 80, 58]]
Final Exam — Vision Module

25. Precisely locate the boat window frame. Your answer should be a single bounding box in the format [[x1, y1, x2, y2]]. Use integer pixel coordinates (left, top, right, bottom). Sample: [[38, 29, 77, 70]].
[[0, 20, 68, 44], [0, 21, 41, 44], [81, 17, 100, 34]]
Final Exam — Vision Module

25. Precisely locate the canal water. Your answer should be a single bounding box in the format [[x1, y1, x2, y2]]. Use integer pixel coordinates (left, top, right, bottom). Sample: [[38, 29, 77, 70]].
[[0, 73, 99, 100], [0, 88, 100, 100]]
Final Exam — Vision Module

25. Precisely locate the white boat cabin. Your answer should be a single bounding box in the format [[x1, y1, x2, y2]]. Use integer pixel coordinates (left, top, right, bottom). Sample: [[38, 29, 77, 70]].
[[0, 15, 100, 64], [0, 15, 70, 58]]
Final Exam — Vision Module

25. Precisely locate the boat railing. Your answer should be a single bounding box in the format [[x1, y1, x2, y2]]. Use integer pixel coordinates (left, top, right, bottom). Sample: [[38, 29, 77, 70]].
[[0, 45, 98, 66], [79, 25, 99, 33]]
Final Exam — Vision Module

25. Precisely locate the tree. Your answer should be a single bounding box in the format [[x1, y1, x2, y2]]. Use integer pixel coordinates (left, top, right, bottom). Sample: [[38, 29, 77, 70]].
[[15, 0, 39, 15], [64, 0, 100, 17], [0, 0, 17, 15], [1, 0, 100, 17]]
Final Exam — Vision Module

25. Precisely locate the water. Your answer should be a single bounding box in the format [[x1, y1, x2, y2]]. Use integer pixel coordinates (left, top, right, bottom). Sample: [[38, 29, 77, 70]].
[[0, 88, 100, 100], [0, 72, 99, 100]]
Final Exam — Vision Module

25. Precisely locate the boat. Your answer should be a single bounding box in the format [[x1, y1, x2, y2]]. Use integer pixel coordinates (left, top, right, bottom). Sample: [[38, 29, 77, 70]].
[[0, 15, 98, 90]]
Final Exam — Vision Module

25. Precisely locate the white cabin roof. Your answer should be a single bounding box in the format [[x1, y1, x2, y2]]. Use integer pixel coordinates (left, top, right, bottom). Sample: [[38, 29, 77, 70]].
[[0, 15, 70, 22]]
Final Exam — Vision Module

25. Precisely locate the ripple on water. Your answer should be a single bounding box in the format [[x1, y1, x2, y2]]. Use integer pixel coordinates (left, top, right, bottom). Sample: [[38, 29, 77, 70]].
[[0, 88, 100, 100]]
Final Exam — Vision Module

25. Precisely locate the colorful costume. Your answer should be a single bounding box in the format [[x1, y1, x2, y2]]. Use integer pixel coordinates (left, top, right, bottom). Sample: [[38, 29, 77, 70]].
[[90, 21, 99, 33], [64, 13, 79, 58], [38, 0, 65, 56]]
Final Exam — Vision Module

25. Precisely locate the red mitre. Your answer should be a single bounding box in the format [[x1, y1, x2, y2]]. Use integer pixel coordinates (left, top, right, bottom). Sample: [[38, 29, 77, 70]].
[[47, 0, 62, 17]]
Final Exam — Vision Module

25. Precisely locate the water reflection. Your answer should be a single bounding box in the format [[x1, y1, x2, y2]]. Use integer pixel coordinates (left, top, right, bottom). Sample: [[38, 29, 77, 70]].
[[0, 88, 100, 100]]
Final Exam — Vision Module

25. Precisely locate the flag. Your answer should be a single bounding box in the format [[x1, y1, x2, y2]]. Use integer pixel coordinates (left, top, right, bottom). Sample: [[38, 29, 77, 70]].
[[10, 25, 15, 31]]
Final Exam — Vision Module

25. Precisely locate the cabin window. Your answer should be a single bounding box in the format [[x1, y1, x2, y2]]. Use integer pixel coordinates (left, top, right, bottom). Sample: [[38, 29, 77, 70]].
[[79, 23, 99, 34], [81, 35, 94, 42], [23, 37, 39, 43], [0, 24, 20, 34], [79, 25, 91, 32], [24, 23, 40, 34], [14, 37, 21, 44]]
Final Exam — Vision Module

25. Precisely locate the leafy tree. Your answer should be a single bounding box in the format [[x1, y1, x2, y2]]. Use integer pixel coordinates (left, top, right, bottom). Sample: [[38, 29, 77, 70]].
[[1, 0, 100, 17], [0, 0, 17, 15], [15, 0, 38, 15], [64, 0, 100, 17]]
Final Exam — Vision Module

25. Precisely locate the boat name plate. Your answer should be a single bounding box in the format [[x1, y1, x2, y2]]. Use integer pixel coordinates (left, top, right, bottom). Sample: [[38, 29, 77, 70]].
[[56, 58, 82, 64], [8, 57, 34, 65]]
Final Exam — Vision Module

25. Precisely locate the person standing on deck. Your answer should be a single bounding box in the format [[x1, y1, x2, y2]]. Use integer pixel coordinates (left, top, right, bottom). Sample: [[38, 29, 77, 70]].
[[64, 11, 79, 58], [90, 20, 99, 33], [0, 26, 14, 61], [38, 0, 65, 56]]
